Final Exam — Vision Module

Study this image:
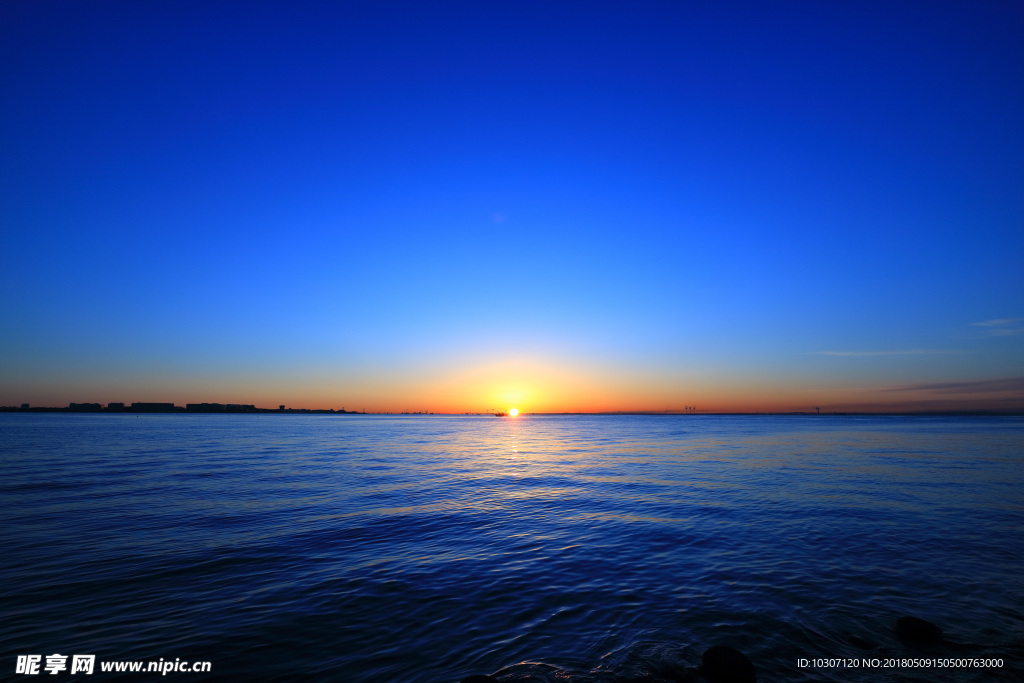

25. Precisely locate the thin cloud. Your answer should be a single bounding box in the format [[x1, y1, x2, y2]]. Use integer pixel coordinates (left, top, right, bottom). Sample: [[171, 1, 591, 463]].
[[883, 377, 1024, 394], [824, 396, 1024, 412], [971, 317, 1023, 327], [971, 318, 1024, 336], [814, 349, 950, 357]]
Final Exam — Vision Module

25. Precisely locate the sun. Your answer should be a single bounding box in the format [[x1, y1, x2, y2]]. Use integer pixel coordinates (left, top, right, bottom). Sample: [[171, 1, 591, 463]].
[[509, 407, 519, 417]]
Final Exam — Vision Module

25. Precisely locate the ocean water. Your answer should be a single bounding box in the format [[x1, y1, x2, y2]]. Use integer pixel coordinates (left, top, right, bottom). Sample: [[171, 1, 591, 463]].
[[1, 414, 1022, 682]]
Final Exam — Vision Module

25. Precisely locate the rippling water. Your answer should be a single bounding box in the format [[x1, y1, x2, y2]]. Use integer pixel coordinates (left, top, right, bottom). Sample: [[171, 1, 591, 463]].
[[2, 414, 1022, 681]]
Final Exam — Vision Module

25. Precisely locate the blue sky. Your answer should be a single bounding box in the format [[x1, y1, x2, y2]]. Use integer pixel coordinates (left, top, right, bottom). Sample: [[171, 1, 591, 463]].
[[2, 0, 1022, 411]]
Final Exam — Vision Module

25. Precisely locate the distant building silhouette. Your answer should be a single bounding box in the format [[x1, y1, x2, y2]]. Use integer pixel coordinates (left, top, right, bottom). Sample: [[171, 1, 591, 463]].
[[186, 403, 227, 412], [184, 403, 257, 413], [131, 402, 178, 412], [0, 401, 363, 414]]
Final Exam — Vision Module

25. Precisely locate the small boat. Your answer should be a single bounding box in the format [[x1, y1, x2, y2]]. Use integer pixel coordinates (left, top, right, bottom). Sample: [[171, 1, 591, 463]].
[[493, 412, 507, 417]]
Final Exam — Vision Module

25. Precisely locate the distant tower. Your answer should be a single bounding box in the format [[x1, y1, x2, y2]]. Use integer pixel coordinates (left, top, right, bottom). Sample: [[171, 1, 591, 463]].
[[814, 406, 820, 414]]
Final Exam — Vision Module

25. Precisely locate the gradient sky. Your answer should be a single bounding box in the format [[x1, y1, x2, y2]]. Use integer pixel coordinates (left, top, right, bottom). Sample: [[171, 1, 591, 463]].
[[2, 0, 1023, 413]]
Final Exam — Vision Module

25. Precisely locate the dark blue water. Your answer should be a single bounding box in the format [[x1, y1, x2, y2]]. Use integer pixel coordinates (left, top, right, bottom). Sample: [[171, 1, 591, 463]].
[[2, 414, 1022, 681]]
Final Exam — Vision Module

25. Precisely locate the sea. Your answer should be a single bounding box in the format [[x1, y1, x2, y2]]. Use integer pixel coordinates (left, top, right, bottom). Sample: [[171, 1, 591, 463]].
[[2, 413, 1022, 682]]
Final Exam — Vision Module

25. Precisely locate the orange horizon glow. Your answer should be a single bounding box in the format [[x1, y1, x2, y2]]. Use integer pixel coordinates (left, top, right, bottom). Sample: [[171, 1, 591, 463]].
[[12, 381, 1022, 415], [5, 354, 1022, 415]]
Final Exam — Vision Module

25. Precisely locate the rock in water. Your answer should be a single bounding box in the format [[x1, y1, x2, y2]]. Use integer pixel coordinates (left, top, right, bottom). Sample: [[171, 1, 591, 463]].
[[894, 616, 943, 644], [700, 645, 756, 682]]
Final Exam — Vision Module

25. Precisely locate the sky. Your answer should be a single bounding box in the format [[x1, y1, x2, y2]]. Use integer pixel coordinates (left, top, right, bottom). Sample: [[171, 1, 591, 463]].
[[2, 0, 1023, 413]]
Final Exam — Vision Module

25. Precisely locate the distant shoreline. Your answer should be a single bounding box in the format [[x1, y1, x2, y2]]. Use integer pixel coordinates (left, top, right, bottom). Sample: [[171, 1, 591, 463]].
[[2, 406, 1022, 417], [0, 403, 361, 415]]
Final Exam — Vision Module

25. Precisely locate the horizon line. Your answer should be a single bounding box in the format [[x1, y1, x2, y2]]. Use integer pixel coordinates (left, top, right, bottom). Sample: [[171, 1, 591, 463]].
[[3, 403, 1022, 417]]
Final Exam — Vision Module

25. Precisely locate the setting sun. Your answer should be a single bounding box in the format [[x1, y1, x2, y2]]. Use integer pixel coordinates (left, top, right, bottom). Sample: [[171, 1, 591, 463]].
[[509, 408, 519, 416]]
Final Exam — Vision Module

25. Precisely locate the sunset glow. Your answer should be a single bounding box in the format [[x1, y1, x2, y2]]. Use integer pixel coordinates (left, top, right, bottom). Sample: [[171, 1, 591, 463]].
[[0, 2, 1021, 414]]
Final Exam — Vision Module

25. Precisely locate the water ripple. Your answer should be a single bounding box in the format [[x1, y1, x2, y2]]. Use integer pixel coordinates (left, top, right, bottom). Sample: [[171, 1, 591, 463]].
[[1, 414, 1022, 681]]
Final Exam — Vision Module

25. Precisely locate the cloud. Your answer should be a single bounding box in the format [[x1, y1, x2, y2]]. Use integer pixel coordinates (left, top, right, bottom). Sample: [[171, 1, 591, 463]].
[[971, 318, 1024, 336], [823, 396, 1024, 412], [882, 377, 1024, 395], [971, 317, 1023, 327], [814, 349, 949, 357]]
